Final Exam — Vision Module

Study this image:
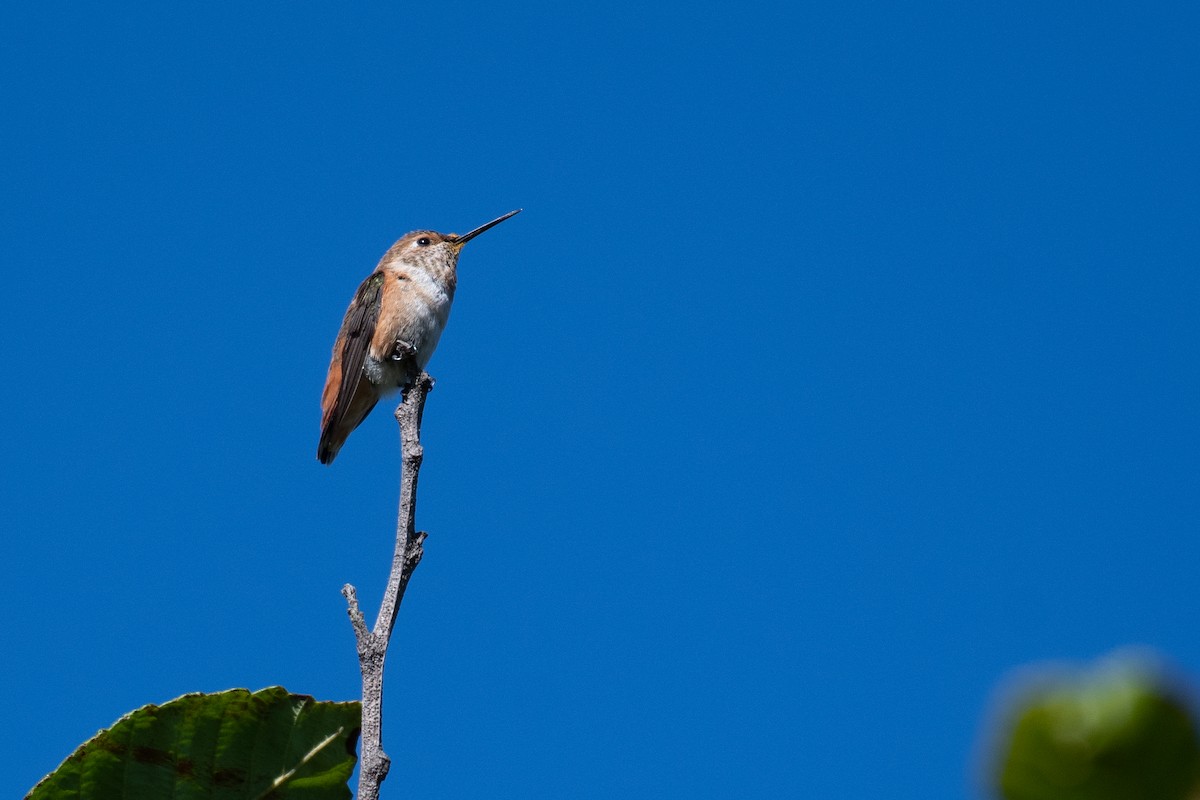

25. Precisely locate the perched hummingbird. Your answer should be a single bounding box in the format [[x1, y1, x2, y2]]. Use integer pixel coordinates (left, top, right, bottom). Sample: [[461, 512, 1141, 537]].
[[318, 209, 521, 464]]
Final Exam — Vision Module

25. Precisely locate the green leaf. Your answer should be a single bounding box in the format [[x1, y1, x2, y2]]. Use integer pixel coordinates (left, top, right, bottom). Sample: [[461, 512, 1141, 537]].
[[27, 687, 360, 800], [996, 658, 1200, 800]]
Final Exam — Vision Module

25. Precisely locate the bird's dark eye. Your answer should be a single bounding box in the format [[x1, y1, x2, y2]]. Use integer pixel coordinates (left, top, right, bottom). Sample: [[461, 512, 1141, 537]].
[[416, 237, 431, 247]]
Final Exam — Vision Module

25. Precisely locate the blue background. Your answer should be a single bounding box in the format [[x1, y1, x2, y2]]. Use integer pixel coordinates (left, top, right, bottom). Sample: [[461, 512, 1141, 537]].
[[3, 2, 1197, 797]]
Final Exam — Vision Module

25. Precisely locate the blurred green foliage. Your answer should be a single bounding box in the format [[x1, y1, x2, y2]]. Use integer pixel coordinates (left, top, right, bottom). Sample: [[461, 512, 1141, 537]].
[[996, 655, 1200, 800]]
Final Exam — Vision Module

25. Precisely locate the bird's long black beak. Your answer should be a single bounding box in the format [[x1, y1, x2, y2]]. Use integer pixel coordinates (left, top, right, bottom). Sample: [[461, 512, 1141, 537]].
[[450, 209, 522, 245]]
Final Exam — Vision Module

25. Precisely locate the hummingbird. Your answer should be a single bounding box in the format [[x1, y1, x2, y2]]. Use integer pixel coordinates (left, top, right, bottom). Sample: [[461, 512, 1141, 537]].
[[318, 209, 521, 464]]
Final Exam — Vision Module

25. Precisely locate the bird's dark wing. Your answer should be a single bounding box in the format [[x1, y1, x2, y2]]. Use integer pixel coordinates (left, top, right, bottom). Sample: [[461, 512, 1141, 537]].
[[320, 271, 384, 443]]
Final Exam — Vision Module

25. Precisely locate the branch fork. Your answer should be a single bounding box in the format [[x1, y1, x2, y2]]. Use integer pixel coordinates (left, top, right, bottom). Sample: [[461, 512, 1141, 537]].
[[341, 372, 435, 800]]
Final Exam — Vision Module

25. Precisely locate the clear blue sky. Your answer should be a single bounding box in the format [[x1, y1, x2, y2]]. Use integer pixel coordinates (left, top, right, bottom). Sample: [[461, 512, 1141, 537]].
[[3, 2, 1197, 797]]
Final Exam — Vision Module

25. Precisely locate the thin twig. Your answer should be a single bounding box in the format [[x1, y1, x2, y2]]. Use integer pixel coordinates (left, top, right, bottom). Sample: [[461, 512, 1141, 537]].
[[341, 372, 435, 800]]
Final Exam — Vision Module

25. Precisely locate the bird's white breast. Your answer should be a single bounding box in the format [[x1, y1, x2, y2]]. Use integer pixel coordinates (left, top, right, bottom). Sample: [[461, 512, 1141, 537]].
[[364, 270, 454, 390]]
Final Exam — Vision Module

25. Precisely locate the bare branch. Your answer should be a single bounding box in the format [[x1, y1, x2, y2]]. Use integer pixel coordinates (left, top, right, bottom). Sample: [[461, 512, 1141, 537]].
[[342, 372, 435, 800], [341, 584, 369, 643]]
